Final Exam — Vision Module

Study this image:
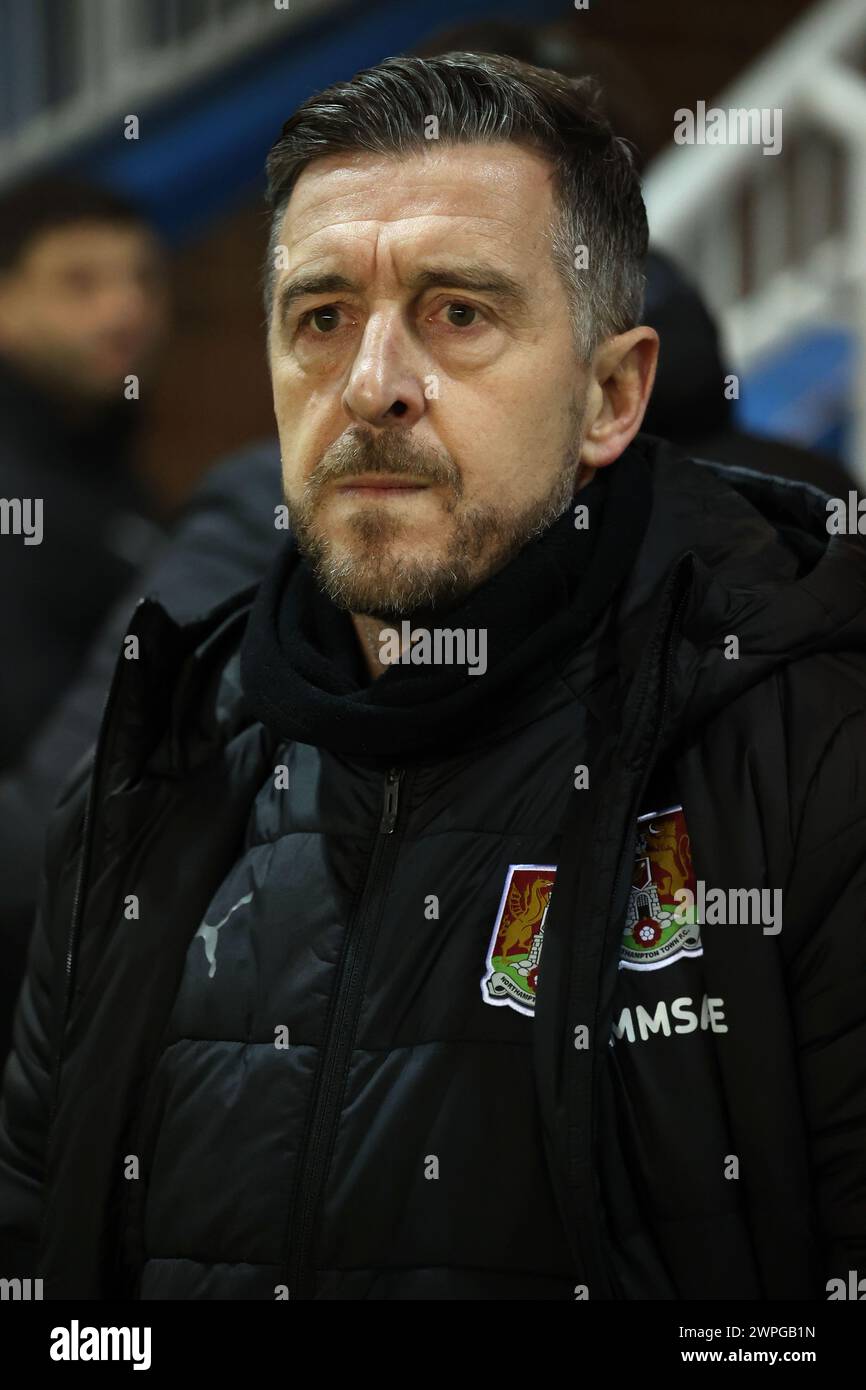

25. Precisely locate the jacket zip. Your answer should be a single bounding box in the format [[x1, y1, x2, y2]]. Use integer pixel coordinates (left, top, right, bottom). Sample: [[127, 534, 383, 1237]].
[[575, 557, 694, 1298], [286, 764, 409, 1299]]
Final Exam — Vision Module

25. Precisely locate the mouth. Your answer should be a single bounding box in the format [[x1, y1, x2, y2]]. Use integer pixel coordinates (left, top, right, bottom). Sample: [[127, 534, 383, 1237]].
[[334, 475, 431, 496]]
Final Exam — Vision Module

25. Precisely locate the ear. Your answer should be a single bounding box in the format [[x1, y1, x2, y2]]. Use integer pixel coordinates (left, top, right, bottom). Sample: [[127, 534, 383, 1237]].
[[578, 326, 659, 470]]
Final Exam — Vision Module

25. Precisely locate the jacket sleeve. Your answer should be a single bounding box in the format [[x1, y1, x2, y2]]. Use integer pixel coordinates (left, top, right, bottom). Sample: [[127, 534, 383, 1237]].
[[0, 441, 281, 1069], [0, 758, 89, 1276], [785, 702, 866, 1290]]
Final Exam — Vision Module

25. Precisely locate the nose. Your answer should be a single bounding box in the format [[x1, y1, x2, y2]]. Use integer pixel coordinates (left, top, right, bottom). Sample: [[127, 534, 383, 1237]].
[[342, 308, 428, 429]]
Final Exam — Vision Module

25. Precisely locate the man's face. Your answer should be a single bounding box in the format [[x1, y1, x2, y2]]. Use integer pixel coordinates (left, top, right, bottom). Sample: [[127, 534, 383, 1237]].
[[268, 142, 590, 618], [0, 221, 167, 400]]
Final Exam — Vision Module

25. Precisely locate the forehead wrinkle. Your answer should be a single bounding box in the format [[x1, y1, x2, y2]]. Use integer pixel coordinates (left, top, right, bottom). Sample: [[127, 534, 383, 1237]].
[[279, 143, 558, 272], [279, 207, 534, 262]]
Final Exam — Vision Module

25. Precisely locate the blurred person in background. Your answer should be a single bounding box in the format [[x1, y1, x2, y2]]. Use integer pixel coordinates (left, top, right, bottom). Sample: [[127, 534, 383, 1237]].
[[0, 175, 167, 773]]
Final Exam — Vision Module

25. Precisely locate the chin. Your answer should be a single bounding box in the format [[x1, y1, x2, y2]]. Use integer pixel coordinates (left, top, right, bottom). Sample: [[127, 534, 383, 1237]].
[[318, 548, 465, 618]]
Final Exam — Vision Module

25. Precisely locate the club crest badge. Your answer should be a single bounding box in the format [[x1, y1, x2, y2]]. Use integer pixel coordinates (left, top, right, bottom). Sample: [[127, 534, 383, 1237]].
[[621, 804, 702, 971], [481, 864, 557, 1016]]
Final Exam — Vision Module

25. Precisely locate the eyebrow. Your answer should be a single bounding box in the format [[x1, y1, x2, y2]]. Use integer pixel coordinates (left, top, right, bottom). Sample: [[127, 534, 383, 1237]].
[[274, 262, 531, 323]]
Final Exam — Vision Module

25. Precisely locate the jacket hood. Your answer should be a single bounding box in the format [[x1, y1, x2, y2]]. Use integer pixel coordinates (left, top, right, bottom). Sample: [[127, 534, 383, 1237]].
[[618, 436, 866, 739], [641, 250, 732, 441]]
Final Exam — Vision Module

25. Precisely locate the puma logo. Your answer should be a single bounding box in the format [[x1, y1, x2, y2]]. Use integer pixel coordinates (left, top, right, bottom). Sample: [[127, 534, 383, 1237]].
[[195, 892, 253, 978]]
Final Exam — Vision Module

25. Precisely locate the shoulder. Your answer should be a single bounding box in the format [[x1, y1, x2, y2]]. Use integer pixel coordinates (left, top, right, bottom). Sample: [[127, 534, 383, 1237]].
[[694, 648, 866, 790]]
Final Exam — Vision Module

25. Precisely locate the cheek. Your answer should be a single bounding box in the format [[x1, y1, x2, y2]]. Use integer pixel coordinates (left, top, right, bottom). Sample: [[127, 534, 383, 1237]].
[[453, 408, 539, 498], [11, 298, 56, 340], [269, 354, 294, 406], [277, 416, 333, 500], [455, 403, 574, 510], [44, 314, 93, 354], [270, 356, 328, 425]]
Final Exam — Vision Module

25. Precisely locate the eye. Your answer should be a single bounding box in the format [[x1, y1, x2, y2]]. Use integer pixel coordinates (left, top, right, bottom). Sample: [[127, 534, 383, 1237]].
[[298, 305, 343, 334], [441, 301, 481, 329]]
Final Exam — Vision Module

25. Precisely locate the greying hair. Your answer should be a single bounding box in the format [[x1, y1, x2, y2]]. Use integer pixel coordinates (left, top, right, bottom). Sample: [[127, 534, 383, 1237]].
[[263, 51, 647, 360]]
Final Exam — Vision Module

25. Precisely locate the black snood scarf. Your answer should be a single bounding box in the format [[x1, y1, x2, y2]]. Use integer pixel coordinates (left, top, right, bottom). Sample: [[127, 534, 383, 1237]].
[[240, 442, 653, 760]]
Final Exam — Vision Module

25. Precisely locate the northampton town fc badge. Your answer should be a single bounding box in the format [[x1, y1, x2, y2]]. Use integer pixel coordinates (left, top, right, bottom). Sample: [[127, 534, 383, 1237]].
[[621, 805, 701, 971], [481, 864, 557, 1016]]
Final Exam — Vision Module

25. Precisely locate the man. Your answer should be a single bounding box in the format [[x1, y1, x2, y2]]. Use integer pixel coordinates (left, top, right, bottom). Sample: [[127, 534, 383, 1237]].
[[1, 52, 864, 1300], [0, 175, 166, 771], [0, 25, 855, 1085]]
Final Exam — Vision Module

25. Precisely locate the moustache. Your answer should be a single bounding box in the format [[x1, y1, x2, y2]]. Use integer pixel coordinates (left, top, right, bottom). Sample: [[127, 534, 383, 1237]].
[[306, 431, 461, 496]]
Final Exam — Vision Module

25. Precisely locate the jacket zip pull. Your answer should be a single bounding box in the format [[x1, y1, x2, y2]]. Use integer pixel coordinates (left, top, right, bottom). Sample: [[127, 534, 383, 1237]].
[[379, 767, 402, 834]]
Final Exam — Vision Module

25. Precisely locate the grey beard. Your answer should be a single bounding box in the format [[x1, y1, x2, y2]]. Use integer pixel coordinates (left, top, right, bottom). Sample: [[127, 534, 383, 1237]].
[[286, 460, 579, 621]]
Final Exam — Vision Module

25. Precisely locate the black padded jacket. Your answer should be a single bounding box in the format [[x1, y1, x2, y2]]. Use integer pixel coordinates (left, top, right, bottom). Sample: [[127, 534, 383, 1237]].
[[1, 436, 865, 1300]]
